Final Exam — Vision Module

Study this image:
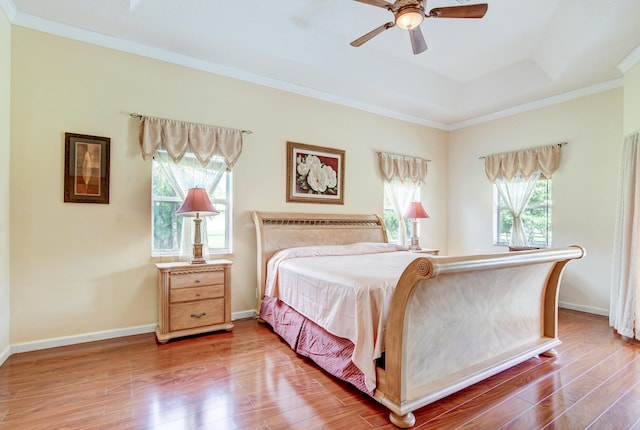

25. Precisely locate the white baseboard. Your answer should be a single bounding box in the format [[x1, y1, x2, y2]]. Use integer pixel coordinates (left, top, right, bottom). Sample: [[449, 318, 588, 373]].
[[0, 344, 9, 367], [10, 324, 157, 354], [5, 305, 605, 357], [233, 309, 257, 320], [8, 309, 257, 355], [2, 303, 609, 357], [559, 301, 609, 317]]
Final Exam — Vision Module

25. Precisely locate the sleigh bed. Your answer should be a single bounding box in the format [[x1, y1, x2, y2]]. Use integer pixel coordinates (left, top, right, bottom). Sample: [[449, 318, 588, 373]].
[[253, 211, 585, 428]]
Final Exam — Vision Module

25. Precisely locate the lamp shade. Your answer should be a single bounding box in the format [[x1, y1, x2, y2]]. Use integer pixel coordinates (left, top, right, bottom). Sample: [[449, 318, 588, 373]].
[[403, 201, 429, 219], [176, 188, 219, 216]]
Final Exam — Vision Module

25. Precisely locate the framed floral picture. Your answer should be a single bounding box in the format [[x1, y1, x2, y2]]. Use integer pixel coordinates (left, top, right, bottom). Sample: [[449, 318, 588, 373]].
[[286, 141, 345, 204], [64, 132, 110, 204]]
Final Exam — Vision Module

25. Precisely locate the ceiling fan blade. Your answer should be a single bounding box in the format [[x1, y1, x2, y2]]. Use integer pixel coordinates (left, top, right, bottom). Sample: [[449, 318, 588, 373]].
[[352, 0, 393, 10], [428, 4, 488, 18], [409, 27, 427, 54], [350, 22, 395, 47]]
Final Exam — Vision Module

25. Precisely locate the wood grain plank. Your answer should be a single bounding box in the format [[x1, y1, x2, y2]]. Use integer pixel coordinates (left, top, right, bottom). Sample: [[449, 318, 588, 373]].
[[0, 311, 639, 429], [419, 332, 620, 428], [543, 357, 640, 429], [587, 385, 640, 430]]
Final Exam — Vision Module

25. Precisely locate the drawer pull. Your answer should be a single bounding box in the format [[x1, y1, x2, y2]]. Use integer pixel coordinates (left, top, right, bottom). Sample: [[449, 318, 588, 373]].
[[196, 293, 201, 297], [191, 312, 206, 319], [195, 279, 201, 283]]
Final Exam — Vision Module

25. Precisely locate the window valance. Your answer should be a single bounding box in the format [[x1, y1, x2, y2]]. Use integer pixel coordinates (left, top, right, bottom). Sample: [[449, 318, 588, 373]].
[[378, 152, 428, 184], [135, 114, 245, 169], [484, 143, 563, 183]]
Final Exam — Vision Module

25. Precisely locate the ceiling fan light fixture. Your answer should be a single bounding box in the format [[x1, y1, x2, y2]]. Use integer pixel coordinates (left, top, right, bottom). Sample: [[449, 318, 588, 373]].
[[395, 7, 424, 30], [350, 1, 487, 52]]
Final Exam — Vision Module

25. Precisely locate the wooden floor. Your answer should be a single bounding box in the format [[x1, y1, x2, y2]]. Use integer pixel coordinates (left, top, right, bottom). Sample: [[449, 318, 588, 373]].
[[1, 309, 640, 429]]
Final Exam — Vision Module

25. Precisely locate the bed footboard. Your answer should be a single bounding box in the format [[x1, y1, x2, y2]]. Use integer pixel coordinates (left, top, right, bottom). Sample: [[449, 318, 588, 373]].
[[374, 246, 585, 428]]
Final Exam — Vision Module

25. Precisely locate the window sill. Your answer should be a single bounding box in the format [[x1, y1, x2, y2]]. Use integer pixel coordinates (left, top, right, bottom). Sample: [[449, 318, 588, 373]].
[[151, 250, 233, 259], [508, 246, 543, 252]]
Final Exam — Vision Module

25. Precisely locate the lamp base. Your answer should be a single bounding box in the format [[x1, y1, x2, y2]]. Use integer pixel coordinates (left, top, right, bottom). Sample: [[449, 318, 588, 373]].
[[408, 218, 421, 250], [190, 242, 206, 264]]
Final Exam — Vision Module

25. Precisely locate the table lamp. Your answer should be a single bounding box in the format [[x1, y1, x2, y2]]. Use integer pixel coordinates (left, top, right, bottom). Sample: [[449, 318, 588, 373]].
[[176, 187, 219, 264], [403, 201, 430, 251]]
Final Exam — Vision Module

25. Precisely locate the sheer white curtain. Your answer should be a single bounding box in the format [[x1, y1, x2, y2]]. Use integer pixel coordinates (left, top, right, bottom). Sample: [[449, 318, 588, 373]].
[[378, 152, 428, 247], [484, 144, 561, 247], [384, 179, 419, 246], [610, 131, 640, 340], [494, 172, 541, 247], [154, 151, 226, 261], [138, 115, 243, 260]]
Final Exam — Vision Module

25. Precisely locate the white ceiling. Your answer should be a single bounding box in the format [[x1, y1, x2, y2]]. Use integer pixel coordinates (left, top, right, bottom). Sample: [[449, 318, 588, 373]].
[[7, 0, 640, 129]]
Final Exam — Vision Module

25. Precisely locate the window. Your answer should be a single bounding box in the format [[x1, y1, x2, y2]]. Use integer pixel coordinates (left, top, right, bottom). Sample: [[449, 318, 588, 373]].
[[495, 177, 552, 247], [152, 151, 232, 256], [383, 184, 418, 244], [383, 191, 401, 244], [378, 152, 428, 246]]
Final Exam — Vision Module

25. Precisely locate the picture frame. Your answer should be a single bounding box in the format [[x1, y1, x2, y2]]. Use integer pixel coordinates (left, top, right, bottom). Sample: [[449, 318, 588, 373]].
[[64, 132, 111, 204], [286, 141, 345, 204]]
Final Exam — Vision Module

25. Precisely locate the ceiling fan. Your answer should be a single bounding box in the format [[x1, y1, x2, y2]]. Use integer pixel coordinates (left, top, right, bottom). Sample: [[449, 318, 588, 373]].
[[350, 0, 488, 55]]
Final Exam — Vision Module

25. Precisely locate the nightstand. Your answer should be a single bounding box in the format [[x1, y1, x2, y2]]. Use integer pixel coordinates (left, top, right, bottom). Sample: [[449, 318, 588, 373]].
[[155, 259, 233, 343], [408, 248, 439, 255]]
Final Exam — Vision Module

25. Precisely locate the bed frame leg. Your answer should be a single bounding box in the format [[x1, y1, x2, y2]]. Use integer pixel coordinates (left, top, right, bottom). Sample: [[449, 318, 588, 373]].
[[541, 348, 558, 357], [389, 411, 415, 428]]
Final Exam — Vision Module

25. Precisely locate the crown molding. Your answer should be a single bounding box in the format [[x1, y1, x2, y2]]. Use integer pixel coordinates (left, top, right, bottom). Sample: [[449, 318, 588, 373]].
[[10, 9, 450, 131], [5, 5, 625, 132], [618, 43, 640, 73], [0, 0, 16, 21], [449, 78, 624, 130]]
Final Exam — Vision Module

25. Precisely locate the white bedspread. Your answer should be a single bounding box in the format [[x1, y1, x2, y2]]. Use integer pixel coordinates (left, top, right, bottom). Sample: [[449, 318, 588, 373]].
[[264, 242, 422, 392]]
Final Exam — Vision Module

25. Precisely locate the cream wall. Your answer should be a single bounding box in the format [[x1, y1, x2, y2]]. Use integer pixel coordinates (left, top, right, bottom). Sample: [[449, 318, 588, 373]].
[[0, 8, 11, 361], [8, 20, 633, 348], [9, 27, 448, 345], [624, 62, 640, 134], [448, 89, 623, 315]]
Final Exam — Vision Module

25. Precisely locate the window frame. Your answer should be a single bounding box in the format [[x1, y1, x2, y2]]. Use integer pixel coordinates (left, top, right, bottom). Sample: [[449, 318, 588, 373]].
[[151, 152, 232, 257], [383, 184, 419, 245], [493, 176, 552, 248]]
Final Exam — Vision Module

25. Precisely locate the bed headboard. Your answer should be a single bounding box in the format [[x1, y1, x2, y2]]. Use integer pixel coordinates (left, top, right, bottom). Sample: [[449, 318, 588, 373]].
[[252, 211, 388, 314]]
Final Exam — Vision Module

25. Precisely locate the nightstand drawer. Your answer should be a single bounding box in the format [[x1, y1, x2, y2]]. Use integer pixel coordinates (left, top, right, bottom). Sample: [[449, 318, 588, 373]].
[[156, 259, 233, 343], [170, 299, 224, 331], [169, 270, 224, 289], [169, 284, 224, 303]]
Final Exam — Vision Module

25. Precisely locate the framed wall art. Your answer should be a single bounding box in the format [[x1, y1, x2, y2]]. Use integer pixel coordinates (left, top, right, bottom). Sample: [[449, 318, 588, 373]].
[[64, 132, 111, 204], [286, 141, 345, 204]]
